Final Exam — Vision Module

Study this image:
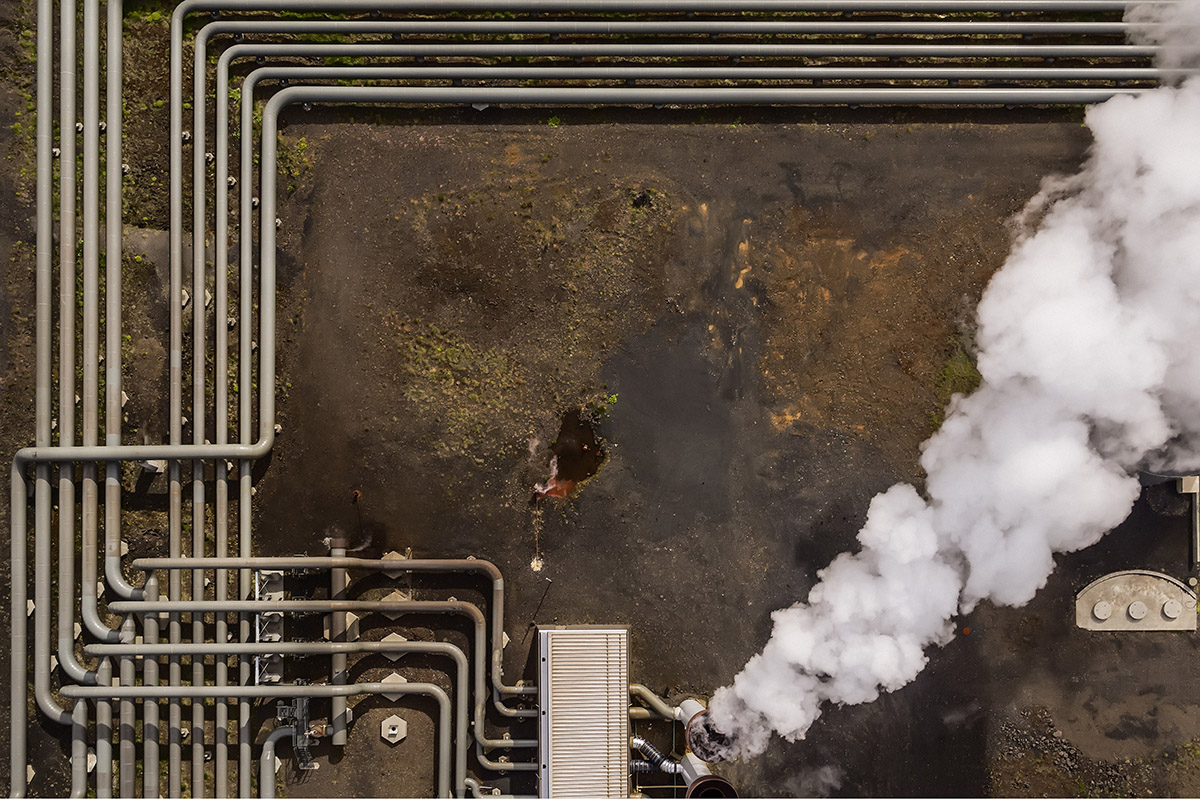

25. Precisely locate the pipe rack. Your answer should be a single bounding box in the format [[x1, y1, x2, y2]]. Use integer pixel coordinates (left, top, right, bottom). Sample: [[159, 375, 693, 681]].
[[9, 0, 1183, 797]]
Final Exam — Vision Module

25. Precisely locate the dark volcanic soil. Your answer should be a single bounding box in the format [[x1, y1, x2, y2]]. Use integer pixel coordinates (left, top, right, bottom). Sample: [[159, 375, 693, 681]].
[[241, 111, 1200, 798]]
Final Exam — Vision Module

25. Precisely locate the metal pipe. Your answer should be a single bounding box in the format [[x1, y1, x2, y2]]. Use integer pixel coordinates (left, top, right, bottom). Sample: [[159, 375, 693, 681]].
[[133, 555, 535, 706], [70, 699, 89, 798], [168, 0, 1146, 17], [330, 545, 349, 746], [105, 596, 534, 749], [87, 639, 472, 796], [191, 23, 213, 798], [96, 658, 113, 798], [64, 683, 454, 798], [191, 19, 1160, 84], [119, 615, 137, 797], [55, 0, 88, 689], [145, 575, 163, 799], [221, 52, 1174, 84], [11, 4, 1166, 794], [630, 684, 676, 720], [9, 462, 29, 796], [105, 0, 140, 603], [257, 726, 293, 800], [631, 736, 685, 774], [168, 8, 187, 793], [213, 11, 234, 789]]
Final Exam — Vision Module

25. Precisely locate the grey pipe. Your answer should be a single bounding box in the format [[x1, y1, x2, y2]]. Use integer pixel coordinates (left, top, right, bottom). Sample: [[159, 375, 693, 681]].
[[191, 19, 1157, 62], [222, 51, 1173, 83], [4, 3, 1156, 796], [212, 7, 234, 788], [104, 0, 140, 604], [464, 777, 528, 799], [145, 575, 163, 800], [88, 639, 472, 796], [55, 0, 88, 696], [63, 682, 454, 798], [169, 0, 1142, 17], [70, 699, 89, 798], [9, 464, 29, 795], [96, 658, 113, 798], [30, 0, 65, 731], [330, 546, 349, 746], [198, 17, 1144, 34], [105, 596, 535, 751], [191, 16, 213, 796], [257, 726, 293, 800], [79, 0, 110, 645], [119, 615, 137, 797], [132, 556, 536, 705]]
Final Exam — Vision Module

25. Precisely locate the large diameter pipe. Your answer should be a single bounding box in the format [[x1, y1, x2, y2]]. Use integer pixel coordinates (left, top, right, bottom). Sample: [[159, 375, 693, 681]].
[[144, 575, 162, 800], [330, 545, 349, 746], [70, 700, 89, 798], [257, 726, 294, 800]]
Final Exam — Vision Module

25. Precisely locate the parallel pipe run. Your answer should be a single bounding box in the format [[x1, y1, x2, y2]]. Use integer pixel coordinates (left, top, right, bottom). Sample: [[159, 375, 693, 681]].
[[104, 596, 537, 750], [86, 640, 472, 795], [167, 0, 1147, 14], [10, 1, 1169, 796], [60, 683, 455, 798]]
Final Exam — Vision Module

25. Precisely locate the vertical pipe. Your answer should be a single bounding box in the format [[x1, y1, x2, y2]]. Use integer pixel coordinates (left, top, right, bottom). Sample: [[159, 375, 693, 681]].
[[257, 727, 293, 800], [25, 10, 53, 794], [70, 699, 89, 798], [119, 615, 137, 797], [9, 462, 29, 798], [97, 658, 114, 799], [330, 543, 348, 746], [81, 0, 103, 649], [213, 49, 233, 800], [168, 8, 186, 796], [56, 0, 89, 686], [192, 37, 210, 800], [237, 75, 256, 800], [33, 0, 67, 706], [104, 0, 139, 600], [144, 575, 162, 799]]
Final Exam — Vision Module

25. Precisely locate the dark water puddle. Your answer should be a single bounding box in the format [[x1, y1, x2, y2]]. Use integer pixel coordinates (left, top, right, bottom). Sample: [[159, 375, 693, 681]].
[[532, 408, 605, 501]]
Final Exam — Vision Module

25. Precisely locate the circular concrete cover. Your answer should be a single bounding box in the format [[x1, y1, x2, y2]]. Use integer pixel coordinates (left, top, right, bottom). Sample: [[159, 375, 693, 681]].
[[1163, 599, 1183, 620], [1128, 601, 1148, 621], [1092, 601, 1112, 621]]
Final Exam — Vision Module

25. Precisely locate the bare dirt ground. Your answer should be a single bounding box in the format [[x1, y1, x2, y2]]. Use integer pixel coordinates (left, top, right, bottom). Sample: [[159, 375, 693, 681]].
[[3, 5, 1200, 798]]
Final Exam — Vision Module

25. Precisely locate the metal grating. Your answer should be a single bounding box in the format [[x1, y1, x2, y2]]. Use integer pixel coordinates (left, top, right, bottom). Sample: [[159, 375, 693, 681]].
[[538, 627, 630, 798]]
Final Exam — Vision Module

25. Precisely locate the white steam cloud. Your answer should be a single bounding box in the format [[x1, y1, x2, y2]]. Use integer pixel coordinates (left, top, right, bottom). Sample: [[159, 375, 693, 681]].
[[709, 0, 1200, 757]]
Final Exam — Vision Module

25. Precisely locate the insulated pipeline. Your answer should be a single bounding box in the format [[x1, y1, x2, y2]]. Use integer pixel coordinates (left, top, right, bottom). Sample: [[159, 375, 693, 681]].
[[61, 682, 455, 798], [11, 2, 1169, 796]]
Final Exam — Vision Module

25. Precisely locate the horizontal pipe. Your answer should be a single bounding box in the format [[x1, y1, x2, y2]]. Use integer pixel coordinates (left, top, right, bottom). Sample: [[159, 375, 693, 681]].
[[171, 1, 1146, 15], [208, 40, 1163, 58], [133, 556, 501, 580], [194, 17, 1142, 35], [63, 683, 452, 797]]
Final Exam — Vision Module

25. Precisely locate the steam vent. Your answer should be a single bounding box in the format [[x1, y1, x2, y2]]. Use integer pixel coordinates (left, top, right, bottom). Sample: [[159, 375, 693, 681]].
[[5, 0, 1200, 797]]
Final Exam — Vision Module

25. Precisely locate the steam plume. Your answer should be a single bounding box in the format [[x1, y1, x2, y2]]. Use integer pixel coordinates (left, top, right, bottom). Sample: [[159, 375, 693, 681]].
[[709, 0, 1200, 757]]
